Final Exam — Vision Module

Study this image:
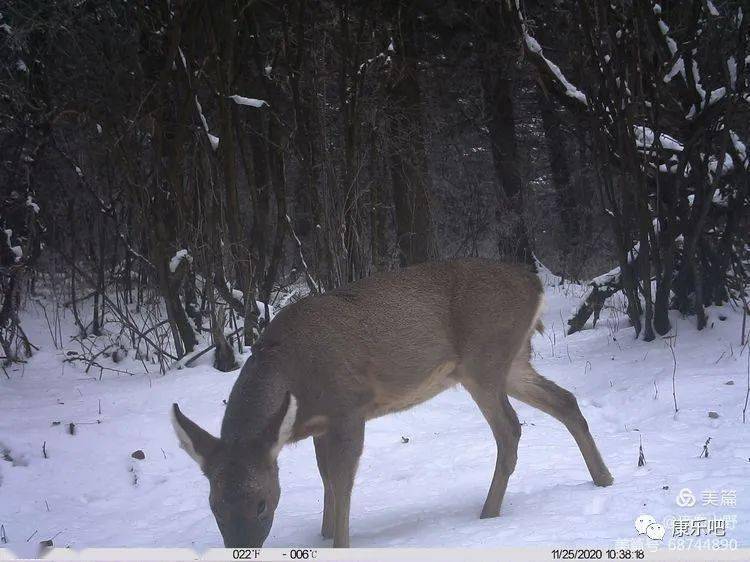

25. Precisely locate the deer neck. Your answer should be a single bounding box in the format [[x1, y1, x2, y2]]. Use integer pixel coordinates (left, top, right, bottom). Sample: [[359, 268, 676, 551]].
[[220, 355, 291, 446]]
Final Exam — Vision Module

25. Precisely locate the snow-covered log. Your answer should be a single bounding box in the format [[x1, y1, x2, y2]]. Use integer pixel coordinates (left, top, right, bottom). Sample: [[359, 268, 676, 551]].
[[566, 267, 623, 335]]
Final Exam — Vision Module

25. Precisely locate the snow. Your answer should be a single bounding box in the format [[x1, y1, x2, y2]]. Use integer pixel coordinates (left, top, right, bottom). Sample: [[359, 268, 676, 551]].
[[663, 58, 684, 83], [523, 34, 587, 105], [706, 0, 719, 16], [207, 133, 220, 151], [1, 277, 749, 555], [4, 229, 22, 262], [708, 153, 734, 179], [657, 20, 677, 55], [168, 249, 192, 273], [633, 126, 683, 152], [730, 130, 748, 168], [178, 47, 187, 71], [712, 189, 729, 207], [708, 88, 726, 106], [590, 266, 620, 287], [195, 97, 208, 131], [194, 96, 219, 151], [26, 196, 40, 214], [229, 95, 267, 108], [665, 36, 678, 56], [692, 60, 707, 102], [728, 57, 737, 89]]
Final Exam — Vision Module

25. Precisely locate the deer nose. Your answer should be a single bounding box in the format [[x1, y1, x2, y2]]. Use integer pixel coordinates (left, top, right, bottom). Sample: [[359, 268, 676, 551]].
[[220, 516, 272, 548]]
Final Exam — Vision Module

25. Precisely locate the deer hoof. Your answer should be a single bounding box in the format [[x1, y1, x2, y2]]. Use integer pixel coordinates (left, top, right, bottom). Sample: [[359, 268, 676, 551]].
[[594, 471, 614, 487], [479, 508, 500, 519]]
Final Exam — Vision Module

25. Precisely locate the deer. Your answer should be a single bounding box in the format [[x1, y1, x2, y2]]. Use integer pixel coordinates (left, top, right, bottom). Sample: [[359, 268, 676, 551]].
[[171, 259, 613, 548]]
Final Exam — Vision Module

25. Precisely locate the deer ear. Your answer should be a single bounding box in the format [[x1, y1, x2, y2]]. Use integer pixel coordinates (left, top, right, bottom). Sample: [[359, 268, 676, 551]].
[[267, 392, 298, 461], [171, 403, 220, 470]]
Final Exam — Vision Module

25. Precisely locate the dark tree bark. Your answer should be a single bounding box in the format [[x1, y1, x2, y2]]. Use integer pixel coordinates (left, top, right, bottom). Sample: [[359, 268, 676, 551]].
[[386, 0, 437, 267], [480, 3, 534, 266], [537, 87, 579, 276]]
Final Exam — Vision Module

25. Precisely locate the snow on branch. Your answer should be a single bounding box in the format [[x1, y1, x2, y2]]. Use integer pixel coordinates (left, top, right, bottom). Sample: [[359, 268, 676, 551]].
[[523, 35, 587, 105], [566, 267, 622, 335], [169, 249, 193, 273], [633, 125, 684, 152], [654, 4, 728, 119], [654, 7, 687, 88], [357, 37, 394, 76], [4, 229, 22, 263], [194, 96, 219, 151], [514, 6, 587, 109], [730, 130, 748, 169], [567, 239, 651, 334], [229, 95, 268, 108]]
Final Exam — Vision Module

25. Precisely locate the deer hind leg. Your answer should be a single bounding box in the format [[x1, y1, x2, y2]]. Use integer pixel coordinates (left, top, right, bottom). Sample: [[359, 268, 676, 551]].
[[324, 416, 365, 548], [462, 371, 521, 519], [313, 435, 335, 539], [507, 358, 613, 487]]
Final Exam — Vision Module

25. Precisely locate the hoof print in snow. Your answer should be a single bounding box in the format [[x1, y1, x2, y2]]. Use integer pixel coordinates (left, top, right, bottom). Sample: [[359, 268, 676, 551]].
[[2, 444, 29, 467], [131, 450, 145, 460], [401, 436, 410, 444], [708, 411, 719, 419], [725, 380, 734, 385], [129, 466, 139, 486], [68, 423, 76, 436]]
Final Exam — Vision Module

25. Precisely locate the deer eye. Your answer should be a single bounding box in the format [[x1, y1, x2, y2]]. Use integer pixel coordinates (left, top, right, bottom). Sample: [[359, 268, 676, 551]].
[[257, 500, 267, 518]]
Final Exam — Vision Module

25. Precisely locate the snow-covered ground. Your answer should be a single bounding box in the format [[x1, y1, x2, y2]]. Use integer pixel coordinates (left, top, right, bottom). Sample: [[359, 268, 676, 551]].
[[1, 272, 749, 557]]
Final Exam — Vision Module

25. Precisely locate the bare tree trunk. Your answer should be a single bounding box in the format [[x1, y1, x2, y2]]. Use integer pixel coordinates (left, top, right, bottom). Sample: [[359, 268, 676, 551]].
[[386, 1, 437, 266], [260, 118, 288, 304], [537, 88, 578, 277], [481, 4, 533, 266]]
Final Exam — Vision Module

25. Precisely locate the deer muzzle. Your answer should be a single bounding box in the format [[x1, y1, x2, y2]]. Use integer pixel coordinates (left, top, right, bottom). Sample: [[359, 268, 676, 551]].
[[220, 515, 273, 548]]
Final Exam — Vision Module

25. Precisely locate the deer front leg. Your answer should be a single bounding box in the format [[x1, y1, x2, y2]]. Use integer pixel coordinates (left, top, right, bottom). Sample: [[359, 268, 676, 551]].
[[313, 435, 334, 539], [325, 417, 365, 548]]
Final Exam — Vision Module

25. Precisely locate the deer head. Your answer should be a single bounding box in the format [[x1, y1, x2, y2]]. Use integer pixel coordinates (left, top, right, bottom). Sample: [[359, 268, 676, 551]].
[[170, 393, 298, 547]]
